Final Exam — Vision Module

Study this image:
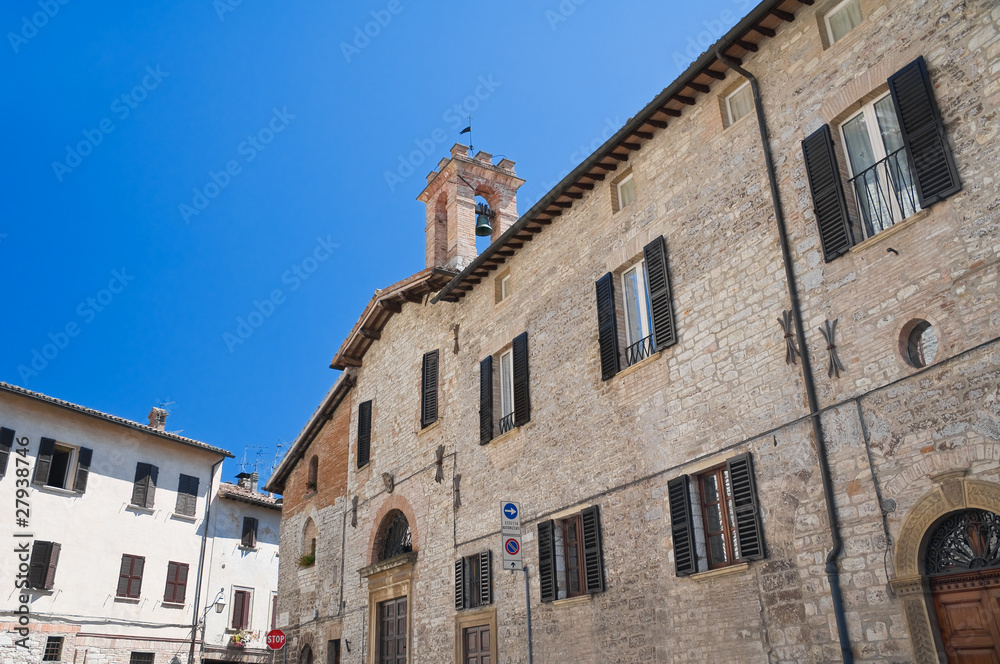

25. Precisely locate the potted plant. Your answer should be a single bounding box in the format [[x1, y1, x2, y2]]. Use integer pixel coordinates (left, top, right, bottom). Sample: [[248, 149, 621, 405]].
[[228, 630, 250, 649]]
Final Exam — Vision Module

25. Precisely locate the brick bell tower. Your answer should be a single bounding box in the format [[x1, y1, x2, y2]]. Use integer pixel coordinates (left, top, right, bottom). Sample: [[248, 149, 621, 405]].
[[417, 144, 525, 272]]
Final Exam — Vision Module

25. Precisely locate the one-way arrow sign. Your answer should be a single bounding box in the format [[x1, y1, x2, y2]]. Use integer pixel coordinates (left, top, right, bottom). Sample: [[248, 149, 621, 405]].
[[501, 501, 523, 570]]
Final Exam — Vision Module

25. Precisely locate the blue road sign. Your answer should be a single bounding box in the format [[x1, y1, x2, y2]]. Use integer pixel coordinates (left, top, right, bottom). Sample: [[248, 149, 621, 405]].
[[503, 502, 518, 519]]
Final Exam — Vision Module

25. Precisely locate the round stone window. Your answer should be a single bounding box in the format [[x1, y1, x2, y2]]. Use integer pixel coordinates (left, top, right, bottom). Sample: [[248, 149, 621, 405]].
[[902, 319, 938, 368]]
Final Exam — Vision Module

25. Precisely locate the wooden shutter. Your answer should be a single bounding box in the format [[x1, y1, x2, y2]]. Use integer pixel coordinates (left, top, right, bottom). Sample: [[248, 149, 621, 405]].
[[117, 556, 132, 596], [130, 556, 144, 597], [537, 520, 557, 603], [0, 427, 14, 476], [232, 590, 246, 629], [357, 400, 372, 468], [454, 558, 466, 610], [667, 476, 698, 576], [478, 550, 492, 605], [643, 236, 678, 351], [479, 356, 493, 445], [512, 332, 531, 427], [73, 447, 93, 493], [175, 474, 200, 516], [727, 453, 766, 561], [421, 350, 439, 428], [242, 517, 258, 548], [145, 465, 158, 508], [29, 541, 52, 589], [132, 463, 157, 507], [44, 542, 60, 590], [164, 562, 178, 602], [888, 56, 961, 207], [802, 125, 854, 261], [33, 437, 56, 485], [581, 505, 605, 594], [175, 562, 188, 603], [595, 273, 621, 381]]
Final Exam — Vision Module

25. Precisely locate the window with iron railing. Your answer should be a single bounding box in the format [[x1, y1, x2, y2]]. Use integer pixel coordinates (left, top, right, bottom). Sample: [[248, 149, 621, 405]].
[[622, 262, 654, 367], [499, 349, 515, 434]]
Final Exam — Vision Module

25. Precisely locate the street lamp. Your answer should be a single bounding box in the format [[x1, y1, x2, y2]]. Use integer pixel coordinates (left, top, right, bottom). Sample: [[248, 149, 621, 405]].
[[213, 590, 227, 614]]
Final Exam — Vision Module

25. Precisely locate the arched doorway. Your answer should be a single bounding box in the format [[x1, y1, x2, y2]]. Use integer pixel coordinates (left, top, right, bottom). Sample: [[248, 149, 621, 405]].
[[925, 509, 1000, 660], [361, 504, 418, 664]]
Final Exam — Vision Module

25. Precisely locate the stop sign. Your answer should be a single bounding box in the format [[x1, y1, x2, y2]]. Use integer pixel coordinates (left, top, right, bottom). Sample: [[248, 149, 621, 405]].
[[266, 629, 286, 650]]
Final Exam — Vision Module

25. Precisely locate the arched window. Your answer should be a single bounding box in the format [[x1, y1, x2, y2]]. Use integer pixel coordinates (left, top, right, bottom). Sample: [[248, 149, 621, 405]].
[[925, 509, 1000, 575], [307, 456, 318, 491], [300, 518, 317, 567], [300, 644, 313, 664], [375, 510, 412, 562]]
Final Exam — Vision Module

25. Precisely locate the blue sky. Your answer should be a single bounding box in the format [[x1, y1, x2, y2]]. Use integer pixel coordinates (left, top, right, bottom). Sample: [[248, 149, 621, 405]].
[[1, 0, 750, 487]]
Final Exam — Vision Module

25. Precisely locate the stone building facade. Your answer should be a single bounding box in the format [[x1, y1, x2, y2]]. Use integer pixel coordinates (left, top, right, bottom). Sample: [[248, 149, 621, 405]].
[[267, 0, 1000, 662]]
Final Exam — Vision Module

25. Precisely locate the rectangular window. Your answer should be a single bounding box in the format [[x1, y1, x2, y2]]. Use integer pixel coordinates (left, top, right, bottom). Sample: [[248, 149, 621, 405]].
[[232, 588, 252, 630], [131, 463, 158, 509], [481, 332, 530, 443], [28, 541, 61, 590], [43, 636, 63, 661], [454, 551, 492, 610], [129, 653, 154, 664], [117, 554, 145, 598], [420, 350, 439, 428], [174, 474, 200, 516], [825, 0, 862, 44], [562, 515, 585, 598], [616, 173, 635, 209], [621, 262, 654, 365], [726, 81, 753, 126], [500, 274, 511, 300], [357, 400, 372, 468], [499, 349, 514, 432], [700, 466, 739, 568], [32, 438, 93, 493], [537, 505, 605, 602], [242, 517, 259, 548], [163, 561, 189, 604], [0, 427, 16, 477]]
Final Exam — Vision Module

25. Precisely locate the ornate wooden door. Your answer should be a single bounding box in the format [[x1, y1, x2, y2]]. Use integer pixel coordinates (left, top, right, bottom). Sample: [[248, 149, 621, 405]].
[[932, 575, 1000, 663], [462, 624, 491, 664], [378, 597, 407, 664]]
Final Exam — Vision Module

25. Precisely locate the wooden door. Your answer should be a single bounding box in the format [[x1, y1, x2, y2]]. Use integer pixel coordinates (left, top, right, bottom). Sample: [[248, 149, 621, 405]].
[[379, 597, 407, 664], [933, 578, 1000, 662], [462, 624, 491, 664]]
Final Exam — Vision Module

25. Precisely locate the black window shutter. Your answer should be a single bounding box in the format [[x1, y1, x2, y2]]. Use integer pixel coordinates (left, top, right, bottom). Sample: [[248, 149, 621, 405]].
[[454, 558, 466, 610], [146, 465, 158, 508], [421, 350, 439, 428], [44, 542, 60, 590], [667, 476, 698, 576], [802, 125, 854, 261], [888, 55, 961, 207], [33, 437, 56, 485], [478, 550, 492, 605], [643, 236, 678, 351], [243, 517, 258, 548], [581, 505, 606, 594], [0, 427, 14, 476], [479, 356, 493, 445], [512, 332, 531, 427], [132, 463, 149, 506], [73, 447, 93, 493], [357, 400, 372, 468], [117, 556, 132, 596], [727, 453, 766, 561], [29, 541, 52, 588], [595, 273, 621, 381], [537, 520, 557, 603]]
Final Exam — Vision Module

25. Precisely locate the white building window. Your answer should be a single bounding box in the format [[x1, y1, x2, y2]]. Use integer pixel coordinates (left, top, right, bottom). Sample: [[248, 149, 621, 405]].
[[500, 274, 512, 300], [616, 174, 636, 209], [825, 0, 862, 44], [621, 262, 654, 366], [725, 82, 753, 126]]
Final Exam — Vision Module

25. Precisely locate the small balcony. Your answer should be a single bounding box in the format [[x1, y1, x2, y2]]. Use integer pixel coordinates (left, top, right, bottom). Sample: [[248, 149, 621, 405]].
[[499, 412, 516, 435], [847, 147, 920, 239], [625, 334, 654, 367]]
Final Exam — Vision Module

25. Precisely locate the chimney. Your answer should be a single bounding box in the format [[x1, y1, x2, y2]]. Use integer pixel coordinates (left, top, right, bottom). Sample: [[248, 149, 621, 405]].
[[147, 407, 168, 431], [236, 472, 259, 493]]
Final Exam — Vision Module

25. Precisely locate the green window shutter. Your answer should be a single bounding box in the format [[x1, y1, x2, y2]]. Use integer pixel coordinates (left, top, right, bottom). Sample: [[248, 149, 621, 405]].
[[727, 453, 766, 561], [643, 236, 678, 351], [595, 273, 621, 381], [667, 475, 698, 576], [357, 400, 372, 468], [512, 332, 531, 427], [581, 505, 606, 594], [73, 447, 93, 493], [0, 427, 14, 476], [888, 56, 961, 207], [479, 356, 493, 444], [33, 437, 56, 485], [537, 520, 557, 603], [802, 125, 854, 261], [421, 350, 439, 428]]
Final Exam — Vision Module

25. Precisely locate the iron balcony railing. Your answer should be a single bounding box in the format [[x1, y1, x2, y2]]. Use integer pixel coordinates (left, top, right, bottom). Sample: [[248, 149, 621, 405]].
[[499, 412, 515, 435], [625, 334, 654, 367], [847, 147, 920, 239]]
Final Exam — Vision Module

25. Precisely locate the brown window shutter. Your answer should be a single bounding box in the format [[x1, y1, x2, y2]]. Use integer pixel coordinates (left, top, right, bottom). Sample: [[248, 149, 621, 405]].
[[29, 541, 52, 589], [44, 542, 61, 590], [581, 505, 605, 594], [242, 517, 258, 548], [727, 453, 766, 561], [357, 400, 372, 468], [479, 356, 493, 444], [643, 236, 679, 351], [232, 591, 246, 629], [512, 332, 531, 427], [145, 466, 158, 508], [595, 273, 621, 381], [667, 476, 698, 576], [802, 125, 854, 261], [454, 558, 466, 610], [888, 56, 961, 206], [130, 556, 144, 597], [117, 556, 132, 596], [421, 350, 439, 428], [73, 447, 93, 493], [132, 463, 150, 506], [33, 437, 56, 485], [176, 474, 200, 516], [175, 563, 188, 603], [478, 550, 492, 605], [164, 562, 177, 602], [537, 520, 557, 603], [0, 427, 14, 476]]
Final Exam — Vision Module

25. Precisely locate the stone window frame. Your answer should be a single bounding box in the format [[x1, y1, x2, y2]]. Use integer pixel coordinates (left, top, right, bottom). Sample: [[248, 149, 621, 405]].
[[819, 0, 864, 49], [610, 167, 634, 214], [724, 80, 753, 127], [494, 267, 512, 305]]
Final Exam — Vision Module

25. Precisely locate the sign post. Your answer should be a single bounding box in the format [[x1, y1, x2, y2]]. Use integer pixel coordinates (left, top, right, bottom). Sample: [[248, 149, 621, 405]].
[[501, 501, 523, 571]]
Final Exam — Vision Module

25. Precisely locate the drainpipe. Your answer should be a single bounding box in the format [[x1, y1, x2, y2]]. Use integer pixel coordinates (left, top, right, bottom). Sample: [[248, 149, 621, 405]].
[[189, 457, 225, 664], [715, 49, 854, 663]]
